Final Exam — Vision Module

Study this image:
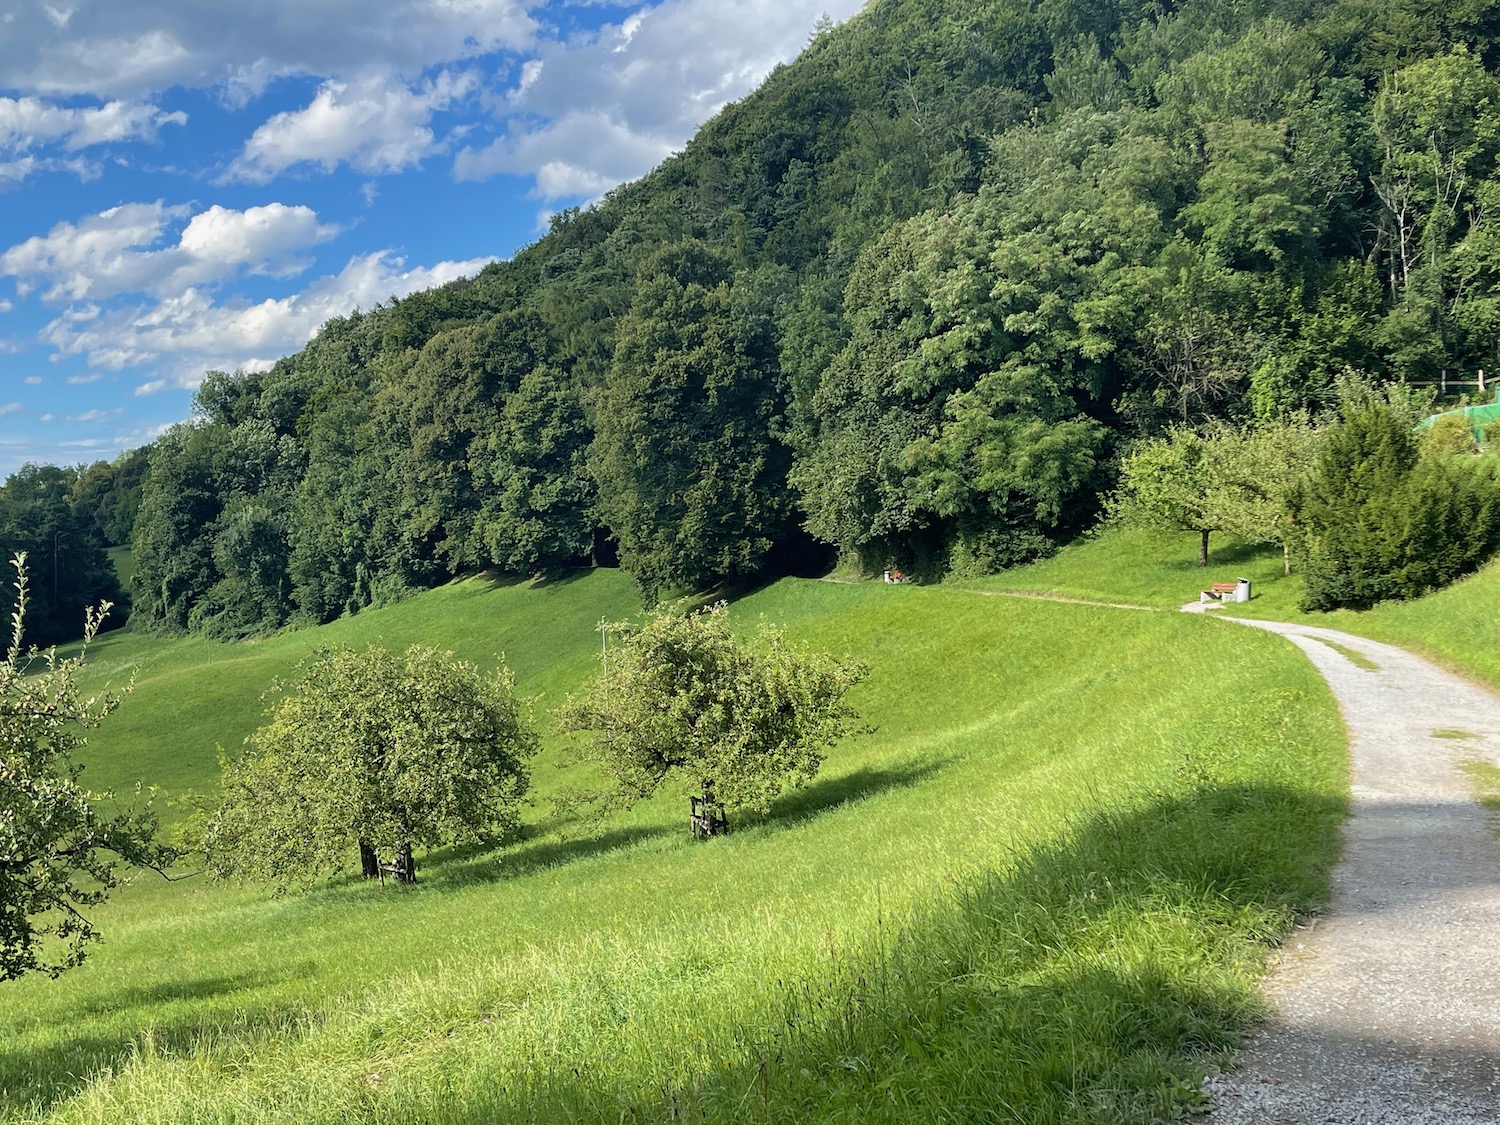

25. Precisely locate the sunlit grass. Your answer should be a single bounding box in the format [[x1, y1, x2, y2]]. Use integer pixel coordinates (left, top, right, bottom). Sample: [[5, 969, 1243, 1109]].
[[2, 572, 1345, 1124], [991, 524, 1500, 693]]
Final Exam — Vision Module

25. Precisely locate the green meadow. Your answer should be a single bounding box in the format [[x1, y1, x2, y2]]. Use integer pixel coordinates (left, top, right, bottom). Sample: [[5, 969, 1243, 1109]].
[[3, 571, 1345, 1124], [984, 525, 1500, 693]]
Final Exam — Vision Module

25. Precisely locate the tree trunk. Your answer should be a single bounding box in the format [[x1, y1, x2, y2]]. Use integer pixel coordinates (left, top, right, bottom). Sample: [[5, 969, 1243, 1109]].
[[1199, 529, 1210, 567], [1283, 542, 1291, 576], [359, 839, 379, 880]]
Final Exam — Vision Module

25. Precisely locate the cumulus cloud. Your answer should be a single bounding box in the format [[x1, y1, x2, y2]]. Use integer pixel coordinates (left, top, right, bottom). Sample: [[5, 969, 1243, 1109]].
[[230, 70, 477, 181], [455, 0, 865, 200], [0, 1, 536, 100], [40, 250, 494, 390], [0, 96, 185, 152], [0, 201, 338, 302]]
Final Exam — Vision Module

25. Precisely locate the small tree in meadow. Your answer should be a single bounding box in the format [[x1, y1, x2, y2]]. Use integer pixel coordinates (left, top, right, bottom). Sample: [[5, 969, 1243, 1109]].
[[206, 645, 537, 886], [558, 603, 865, 833], [1, 554, 165, 980], [1110, 430, 1221, 566], [1203, 416, 1323, 574]]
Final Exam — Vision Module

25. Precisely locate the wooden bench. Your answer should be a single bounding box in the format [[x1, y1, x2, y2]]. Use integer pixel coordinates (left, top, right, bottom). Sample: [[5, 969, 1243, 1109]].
[[1202, 581, 1242, 603]]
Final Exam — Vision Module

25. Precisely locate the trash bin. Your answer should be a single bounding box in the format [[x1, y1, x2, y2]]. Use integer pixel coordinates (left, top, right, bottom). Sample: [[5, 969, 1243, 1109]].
[[1235, 578, 1251, 603]]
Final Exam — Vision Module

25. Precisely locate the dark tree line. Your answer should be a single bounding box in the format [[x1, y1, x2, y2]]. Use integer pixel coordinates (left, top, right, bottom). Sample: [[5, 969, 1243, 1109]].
[[11, 0, 1500, 636], [0, 461, 131, 648]]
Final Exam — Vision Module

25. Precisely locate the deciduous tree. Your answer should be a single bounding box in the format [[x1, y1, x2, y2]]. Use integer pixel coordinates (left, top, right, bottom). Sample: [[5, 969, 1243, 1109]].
[[559, 603, 865, 832], [207, 645, 537, 886], [1, 556, 164, 980]]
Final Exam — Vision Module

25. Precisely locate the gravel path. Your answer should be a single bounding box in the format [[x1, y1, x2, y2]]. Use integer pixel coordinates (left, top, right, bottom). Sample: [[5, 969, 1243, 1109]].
[[1194, 613, 1500, 1123]]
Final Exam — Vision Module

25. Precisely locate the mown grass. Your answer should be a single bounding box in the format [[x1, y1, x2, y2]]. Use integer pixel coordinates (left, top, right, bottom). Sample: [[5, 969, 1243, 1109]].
[[990, 524, 1500, 693], [964, 526, 1292, 610], [1, 573, 1345, 1124]]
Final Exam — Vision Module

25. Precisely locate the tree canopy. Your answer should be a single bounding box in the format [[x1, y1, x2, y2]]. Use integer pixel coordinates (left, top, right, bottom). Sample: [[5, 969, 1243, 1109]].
[[7, 0, 1500, 627], [559, 603, 865, 826], [206, 645, 538, 886]]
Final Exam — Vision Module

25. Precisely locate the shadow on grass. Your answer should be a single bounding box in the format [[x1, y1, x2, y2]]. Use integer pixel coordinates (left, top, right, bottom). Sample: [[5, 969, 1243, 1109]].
[[418, 825, 671, 892], [466, 567, 594, 593], [451, 780, 1350, 1125], [420, 760, 952, 892], [755, 759, 952, 827], [0, 966, 316, 1118]]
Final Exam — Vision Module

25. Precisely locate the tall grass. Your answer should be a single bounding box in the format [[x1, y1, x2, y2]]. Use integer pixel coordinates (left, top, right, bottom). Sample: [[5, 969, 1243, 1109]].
[[1, 574, 1344, 1123]]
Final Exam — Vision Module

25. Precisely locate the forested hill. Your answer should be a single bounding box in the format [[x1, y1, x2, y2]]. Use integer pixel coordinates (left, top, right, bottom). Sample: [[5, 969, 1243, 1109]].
[[62, 0, 1500, 638]]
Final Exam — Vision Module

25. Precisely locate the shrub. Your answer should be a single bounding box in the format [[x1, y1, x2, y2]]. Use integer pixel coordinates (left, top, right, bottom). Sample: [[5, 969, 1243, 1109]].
[[1293, 406, 1500, 610]]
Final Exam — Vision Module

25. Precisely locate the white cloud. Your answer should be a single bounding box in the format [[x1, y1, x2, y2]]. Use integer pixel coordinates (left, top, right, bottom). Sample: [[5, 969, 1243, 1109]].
[[230, 69, 476, 181], [0, 95, 184, 184], [65, 373, 103, 383], [0, 402, 20, 415], [0, 300, 10, 313], [43, 249, 494, 390], [23, 376, 43, 385], [0, 1, 536, 101], [0, 96, 184, 152], [0, 200, 338, 302], [455, 0, 865, 200]]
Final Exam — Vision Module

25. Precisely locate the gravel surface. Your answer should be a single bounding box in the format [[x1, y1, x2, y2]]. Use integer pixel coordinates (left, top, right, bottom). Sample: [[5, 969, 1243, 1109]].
[[1193, 613, 1500, 1123]]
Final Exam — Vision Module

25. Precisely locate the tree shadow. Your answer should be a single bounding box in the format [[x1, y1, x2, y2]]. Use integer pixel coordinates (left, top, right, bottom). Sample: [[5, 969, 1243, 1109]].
[[468, 566, 594, 593], [0, 965, 316, 1118], [419, 760, 952, 890], [452, 780, 1353, 1123], [415, 824, 672, 892], [753, 759, 953, 827]]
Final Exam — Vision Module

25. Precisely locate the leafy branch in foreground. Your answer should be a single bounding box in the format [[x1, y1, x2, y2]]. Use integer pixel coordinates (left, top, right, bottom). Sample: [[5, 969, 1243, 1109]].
[[0, 553, 166, 981], [558, 603, 866, 834]]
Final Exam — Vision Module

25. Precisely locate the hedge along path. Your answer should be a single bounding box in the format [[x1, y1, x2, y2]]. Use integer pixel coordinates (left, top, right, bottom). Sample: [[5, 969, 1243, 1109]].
[[1192, 612, 1500, 1123]]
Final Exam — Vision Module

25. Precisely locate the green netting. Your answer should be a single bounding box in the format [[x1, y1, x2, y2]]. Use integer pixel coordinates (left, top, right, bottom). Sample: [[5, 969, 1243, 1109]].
[[1416, 387, 1500, 441]]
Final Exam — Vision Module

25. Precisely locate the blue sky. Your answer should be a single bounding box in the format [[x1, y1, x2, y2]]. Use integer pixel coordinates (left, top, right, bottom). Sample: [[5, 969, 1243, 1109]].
[[0, 0, 865, 479]]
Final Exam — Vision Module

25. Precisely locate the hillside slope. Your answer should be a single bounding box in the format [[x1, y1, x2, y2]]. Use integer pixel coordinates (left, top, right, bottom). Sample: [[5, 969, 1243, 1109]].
[[2, 574, 1344, 1124], [78, 0, 1500, 643], [982, 525, 1500, 692]]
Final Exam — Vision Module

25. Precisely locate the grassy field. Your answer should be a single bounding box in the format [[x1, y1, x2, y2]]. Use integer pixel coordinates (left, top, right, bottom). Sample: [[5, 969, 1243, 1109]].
[[2, 571, 1345, 1124], [985, 524, 1500, 693]]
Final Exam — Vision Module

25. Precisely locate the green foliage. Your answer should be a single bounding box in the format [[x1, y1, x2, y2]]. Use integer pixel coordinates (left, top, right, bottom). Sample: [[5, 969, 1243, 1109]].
[[1423, 411, 1480, 455], [560, 601, 864, 817], [592, 243, 792, 601], [68, 449, 149, 547], [27, 0, 1500, 630], [1113, 417, 1322, 572], [0, 465, 126, 648], [0, 556, 163, 980], [1293, 400, 1500, 610], [1203, 416, 1323, 569], [206, 645, 538, 886], [1110, 430, 1220, 564]]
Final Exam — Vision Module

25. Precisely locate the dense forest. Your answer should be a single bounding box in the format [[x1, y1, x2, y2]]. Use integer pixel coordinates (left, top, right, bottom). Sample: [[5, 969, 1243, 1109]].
[[29, 0, 1500, 638]]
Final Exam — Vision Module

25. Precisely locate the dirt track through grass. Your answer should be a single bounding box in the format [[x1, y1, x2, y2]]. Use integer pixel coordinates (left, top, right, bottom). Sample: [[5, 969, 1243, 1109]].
[[1202, 617, 1500, 1123]]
